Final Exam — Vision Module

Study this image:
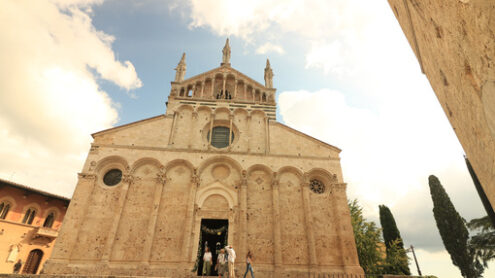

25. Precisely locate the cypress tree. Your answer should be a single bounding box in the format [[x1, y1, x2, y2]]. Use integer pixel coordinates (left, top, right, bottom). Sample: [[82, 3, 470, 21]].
[[379, 204, 410, 275], [428, 175, 482, 278]]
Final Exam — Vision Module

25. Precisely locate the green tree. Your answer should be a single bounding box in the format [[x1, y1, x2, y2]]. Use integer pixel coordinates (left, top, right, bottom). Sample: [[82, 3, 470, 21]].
[[348, 199, 385, 274], [428, 175, 484, 278], [379, 205, 411, 275], [468, 216, 495, 267]]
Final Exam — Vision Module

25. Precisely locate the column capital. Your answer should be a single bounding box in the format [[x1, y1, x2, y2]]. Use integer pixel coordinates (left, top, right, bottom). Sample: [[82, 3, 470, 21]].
[[272, 179, 279, 189], [191, 168, 200, 187], [123, 174, 138, 184], [156, 172, 167, 185]]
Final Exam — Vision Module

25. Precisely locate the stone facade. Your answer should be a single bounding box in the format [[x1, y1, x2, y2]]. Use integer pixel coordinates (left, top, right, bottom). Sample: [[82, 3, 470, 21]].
[[0, 178, 69, 274], [43, 41, 364, 277], [387, 1, 495, 210]]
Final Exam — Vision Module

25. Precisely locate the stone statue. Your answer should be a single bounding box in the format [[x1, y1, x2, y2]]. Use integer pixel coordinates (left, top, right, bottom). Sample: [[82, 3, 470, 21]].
[[264, 58, 274, 88], [174, 53, 186, 82], [222, 38, 231, 65]]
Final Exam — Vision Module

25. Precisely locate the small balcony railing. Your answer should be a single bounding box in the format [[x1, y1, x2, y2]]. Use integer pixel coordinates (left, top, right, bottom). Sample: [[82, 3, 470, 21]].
[[32, 226, 58, 239]]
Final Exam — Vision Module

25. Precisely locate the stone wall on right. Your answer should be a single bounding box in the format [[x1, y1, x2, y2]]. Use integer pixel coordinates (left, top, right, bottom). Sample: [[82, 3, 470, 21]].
[[388, 0, 495, 208]]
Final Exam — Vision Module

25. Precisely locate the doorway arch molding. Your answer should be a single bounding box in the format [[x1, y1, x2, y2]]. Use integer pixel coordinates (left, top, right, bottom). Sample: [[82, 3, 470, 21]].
[[196, 181, 237, 209]]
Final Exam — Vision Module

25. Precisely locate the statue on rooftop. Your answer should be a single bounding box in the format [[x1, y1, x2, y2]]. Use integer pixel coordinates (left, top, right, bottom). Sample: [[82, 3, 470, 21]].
[[264, 58, 274, 88]]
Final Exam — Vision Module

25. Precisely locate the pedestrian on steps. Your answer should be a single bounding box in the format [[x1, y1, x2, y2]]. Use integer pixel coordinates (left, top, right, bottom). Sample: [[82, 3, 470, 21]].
[[225, 245, 236, 278], [203, 246, 213, 276], [243, 251, 254, 278], [216, 248, 228, 278]]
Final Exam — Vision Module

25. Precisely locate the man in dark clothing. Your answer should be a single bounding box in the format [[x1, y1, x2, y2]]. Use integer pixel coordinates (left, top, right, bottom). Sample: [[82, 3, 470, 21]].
[[13, 259, 22, 273]]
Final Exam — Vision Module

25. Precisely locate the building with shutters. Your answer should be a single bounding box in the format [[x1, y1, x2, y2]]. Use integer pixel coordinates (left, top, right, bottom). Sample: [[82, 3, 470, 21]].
[[43, 40, 364, 277], [0, 178, 69, 274]]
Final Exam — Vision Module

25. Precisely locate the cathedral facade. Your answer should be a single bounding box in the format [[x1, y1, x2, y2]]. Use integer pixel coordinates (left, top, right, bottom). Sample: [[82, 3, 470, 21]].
[[44, 40, 363, 277]]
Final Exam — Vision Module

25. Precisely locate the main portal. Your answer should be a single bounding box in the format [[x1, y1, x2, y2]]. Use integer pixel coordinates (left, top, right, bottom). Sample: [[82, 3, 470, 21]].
[[195, 219, 228, 276]]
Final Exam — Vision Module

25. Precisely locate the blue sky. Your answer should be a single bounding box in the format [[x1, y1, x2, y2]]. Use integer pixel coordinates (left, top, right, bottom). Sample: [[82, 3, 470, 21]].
[[0, 1, 493, 277]]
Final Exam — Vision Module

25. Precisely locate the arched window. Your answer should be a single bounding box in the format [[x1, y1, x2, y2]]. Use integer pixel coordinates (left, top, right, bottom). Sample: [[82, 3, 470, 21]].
[[43, 212, 55, 228], [0, 201, 10, 219], [22, 208, 36, 225], [262, 93, 267, 102]]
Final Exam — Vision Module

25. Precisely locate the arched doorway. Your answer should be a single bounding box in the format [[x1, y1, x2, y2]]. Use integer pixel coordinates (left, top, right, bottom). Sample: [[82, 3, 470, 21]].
[[23, 249, 43, 274]]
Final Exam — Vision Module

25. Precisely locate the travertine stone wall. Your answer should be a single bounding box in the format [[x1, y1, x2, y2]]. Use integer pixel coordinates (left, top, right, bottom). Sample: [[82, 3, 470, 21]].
[[44, 64, 363, 277], [388, 0, 495, 208]]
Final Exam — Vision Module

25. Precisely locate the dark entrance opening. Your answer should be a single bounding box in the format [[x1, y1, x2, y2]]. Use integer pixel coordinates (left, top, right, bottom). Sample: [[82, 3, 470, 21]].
[[23, 249, 43, 274], [196, 219, 228, 276]]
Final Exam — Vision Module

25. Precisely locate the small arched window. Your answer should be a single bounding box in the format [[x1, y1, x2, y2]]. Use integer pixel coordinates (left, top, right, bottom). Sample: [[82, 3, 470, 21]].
[[0, 201, 10, 219], [22, 208, 36, 225], [43, 212, 55, 228], [262, 93, 267, 102]]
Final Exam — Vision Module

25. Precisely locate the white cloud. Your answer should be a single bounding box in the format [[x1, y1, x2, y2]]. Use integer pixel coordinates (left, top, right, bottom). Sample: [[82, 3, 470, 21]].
[[0, 0, 142, 197], [256, 42, 285, 55]]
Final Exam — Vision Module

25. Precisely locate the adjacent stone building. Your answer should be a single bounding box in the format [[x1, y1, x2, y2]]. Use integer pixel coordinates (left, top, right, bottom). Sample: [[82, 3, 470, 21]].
[[43, 40, 364, 277], [387, 1, 495, 217], [0, 178, 69, 274]]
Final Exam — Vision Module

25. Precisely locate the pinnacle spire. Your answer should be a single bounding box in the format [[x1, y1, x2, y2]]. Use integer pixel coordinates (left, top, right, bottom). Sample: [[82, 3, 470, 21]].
[[222, 38, 231, 66], [174, 52, 186, 82]]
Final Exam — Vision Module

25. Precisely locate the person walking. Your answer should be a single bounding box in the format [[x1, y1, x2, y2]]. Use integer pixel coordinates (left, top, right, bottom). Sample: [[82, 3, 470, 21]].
[[243, 251, 254, 278], [216, 248, 228, 278], [13, 260, 22, 274], [225, 245, 236, 278], [202, 247, 213, 276]]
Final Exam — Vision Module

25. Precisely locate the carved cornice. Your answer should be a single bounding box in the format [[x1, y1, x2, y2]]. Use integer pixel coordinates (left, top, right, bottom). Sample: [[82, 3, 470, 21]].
[[333, 183, 347, 192], [78, 173, 96, 180], [92, 144, 339, 161]]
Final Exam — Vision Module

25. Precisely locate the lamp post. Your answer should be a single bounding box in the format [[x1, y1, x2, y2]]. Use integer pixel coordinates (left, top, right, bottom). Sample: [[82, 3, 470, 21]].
[[406, 245, 422, 276]]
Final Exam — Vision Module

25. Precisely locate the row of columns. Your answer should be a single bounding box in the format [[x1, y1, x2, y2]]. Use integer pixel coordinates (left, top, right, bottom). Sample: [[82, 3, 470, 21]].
[[178, 75, 269, 103], [72, 167, 348, 271]]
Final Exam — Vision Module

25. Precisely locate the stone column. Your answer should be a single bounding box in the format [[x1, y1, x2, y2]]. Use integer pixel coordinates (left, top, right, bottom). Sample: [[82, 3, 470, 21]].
[[188, 110, 198, 149], [233, 79, 238, 99], [191, 84, 196, 97], [271, 177, 283, 269], [182, 170, 200, 262], [243, 83, 247, 101], [101, 174, 136, 262], [264, 116, 270, 154], [211, 76, 215, 97], [200, 80, 205, 98], [228, 113, 233, 150], [63, 173, 97, 261], [239, 170, 248, 261], [168, 111, 178, 146], [246, 113, 251, 153], [142, 170, 166, 262], [222, 74, 227, 97], [301, 176, 318, 267], [208, 111, 215, 148]]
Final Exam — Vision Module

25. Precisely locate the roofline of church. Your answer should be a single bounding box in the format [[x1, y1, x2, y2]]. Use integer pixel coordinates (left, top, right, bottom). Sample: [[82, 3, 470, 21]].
[[273, 122, 342, 153], [91, 114, 341, 153], [91, 115, 166, 138], [177, 65, 272, 91], [0, 177, 71, 202]]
